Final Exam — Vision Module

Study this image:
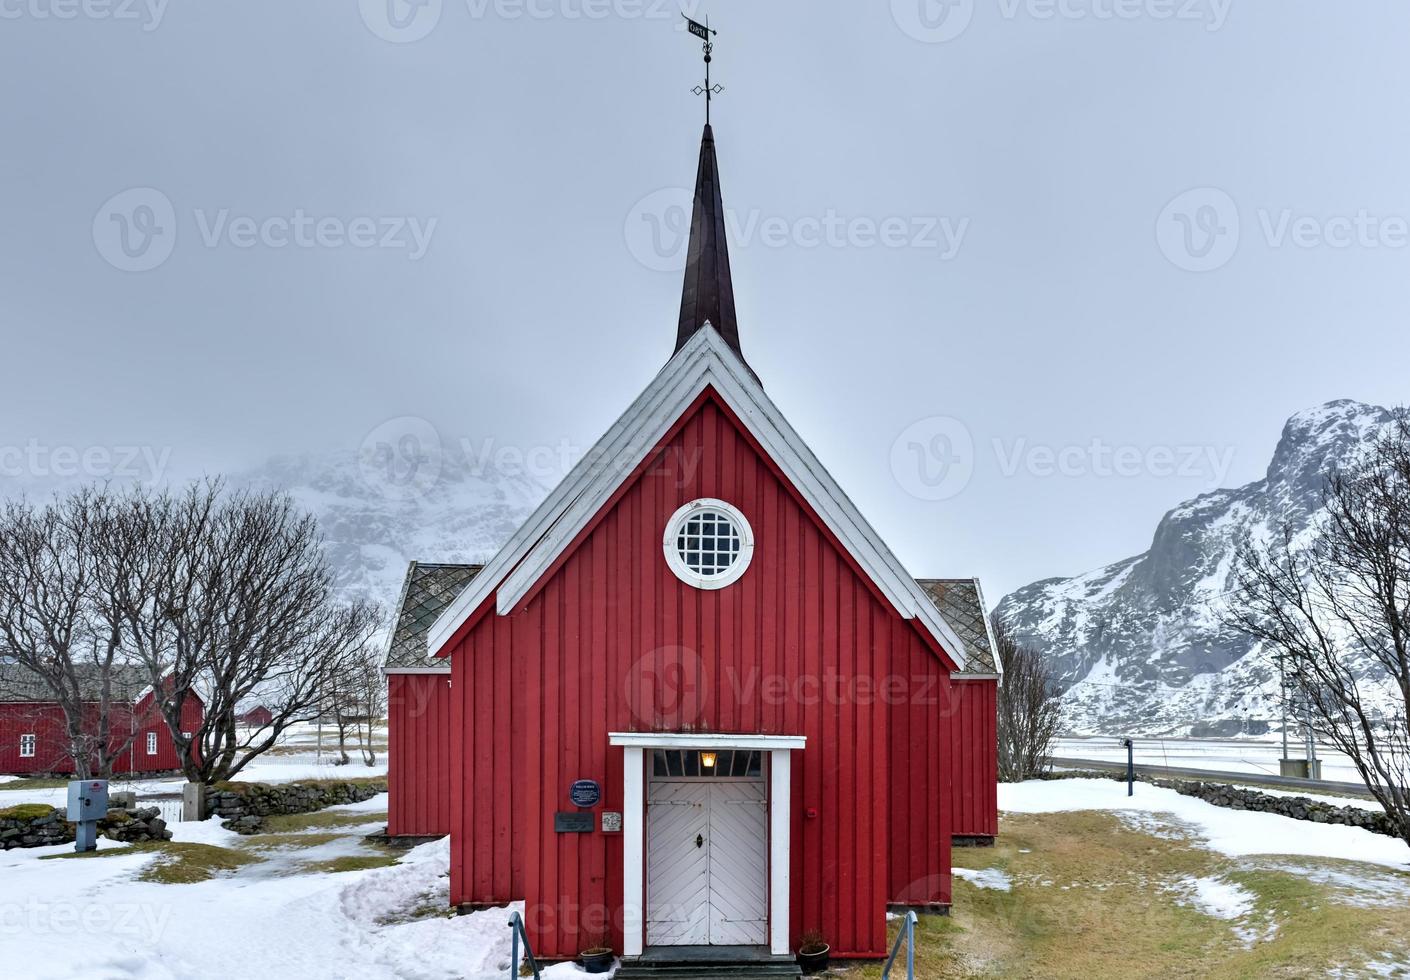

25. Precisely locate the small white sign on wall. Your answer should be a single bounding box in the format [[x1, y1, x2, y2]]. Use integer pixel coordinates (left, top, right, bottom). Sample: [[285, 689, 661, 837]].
[[601, 811, 623, 833]]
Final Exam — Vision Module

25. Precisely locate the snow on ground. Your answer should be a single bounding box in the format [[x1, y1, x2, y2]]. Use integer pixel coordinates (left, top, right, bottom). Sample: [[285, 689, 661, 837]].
[[1000, 779, 1410, 870], [951, 867, 1012, 891], [4, 802, 612, 980], [1162, 876, 1274, 947], [0, 753, 388, 810]]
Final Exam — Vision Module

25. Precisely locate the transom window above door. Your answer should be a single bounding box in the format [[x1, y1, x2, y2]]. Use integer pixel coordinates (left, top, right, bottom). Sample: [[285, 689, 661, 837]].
[[652, 748, 762, 779], [663, 498, 755, 590]]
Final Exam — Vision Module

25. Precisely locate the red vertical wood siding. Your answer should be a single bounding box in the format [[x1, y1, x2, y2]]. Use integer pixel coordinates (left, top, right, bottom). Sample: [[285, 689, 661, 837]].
[[446, 391, 973, 959], [388, 673, 454, 837], [885, 621, 955, 907], [0, 694, 203, 777], [949, 680, 999, 838]]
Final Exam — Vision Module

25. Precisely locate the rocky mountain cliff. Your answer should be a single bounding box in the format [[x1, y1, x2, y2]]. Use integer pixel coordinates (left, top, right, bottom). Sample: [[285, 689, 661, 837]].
[[993, 400, 1396, 736]]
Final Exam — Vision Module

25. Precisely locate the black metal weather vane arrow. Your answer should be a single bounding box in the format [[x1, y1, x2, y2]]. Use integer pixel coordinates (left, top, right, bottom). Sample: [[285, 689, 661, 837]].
[[685, 14, 722, 125]]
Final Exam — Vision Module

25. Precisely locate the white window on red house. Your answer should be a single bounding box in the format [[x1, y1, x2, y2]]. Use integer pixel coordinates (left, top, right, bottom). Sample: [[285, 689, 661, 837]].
[[147, 732, 158, 755], [19, 734, 36, 758]]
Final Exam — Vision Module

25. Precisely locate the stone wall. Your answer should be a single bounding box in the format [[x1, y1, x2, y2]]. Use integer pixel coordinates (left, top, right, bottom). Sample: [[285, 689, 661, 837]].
[[1158, 778, 1399, 837], [1043, 769, 1400, 838], [204, 778, 386, 834], [0, 803, 172, 850]]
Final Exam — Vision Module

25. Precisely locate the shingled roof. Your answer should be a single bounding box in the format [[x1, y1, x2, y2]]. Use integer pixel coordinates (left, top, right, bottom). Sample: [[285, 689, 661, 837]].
[[387, 562, 1000, 677], [0, 663, 151, 704], [383, 562, 485, 670], [915, 579, 1001, 675]]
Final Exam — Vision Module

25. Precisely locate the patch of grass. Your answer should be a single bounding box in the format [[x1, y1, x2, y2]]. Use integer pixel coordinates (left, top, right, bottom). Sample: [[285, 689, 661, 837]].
[[240, 831, 345, 850], [838, 810, 1410, 979], [0, 803, 57, 820], [261, 809, 387, 833], [45, 841, 261, 883], [0, 777, 69, 792], [297, 854, 399, 874]]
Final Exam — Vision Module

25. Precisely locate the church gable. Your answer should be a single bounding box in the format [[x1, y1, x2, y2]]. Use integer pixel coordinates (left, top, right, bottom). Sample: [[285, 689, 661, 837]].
[[498, 389, 964, 689]]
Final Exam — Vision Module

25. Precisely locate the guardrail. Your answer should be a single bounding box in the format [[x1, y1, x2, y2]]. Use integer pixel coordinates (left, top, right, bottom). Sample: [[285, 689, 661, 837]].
[[1047, 756, 1376, 799], [508, 910, 541, 980], [882, 910, 917, 979]]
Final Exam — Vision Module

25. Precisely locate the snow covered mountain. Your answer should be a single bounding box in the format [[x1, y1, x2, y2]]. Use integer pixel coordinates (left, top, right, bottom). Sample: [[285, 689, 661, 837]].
[[237, 446, 550, 613], [993, 400, 1397, 737]]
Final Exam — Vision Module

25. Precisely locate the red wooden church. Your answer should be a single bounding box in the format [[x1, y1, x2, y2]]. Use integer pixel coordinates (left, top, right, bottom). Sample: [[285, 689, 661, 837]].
[[383, 123, 1001, 968]]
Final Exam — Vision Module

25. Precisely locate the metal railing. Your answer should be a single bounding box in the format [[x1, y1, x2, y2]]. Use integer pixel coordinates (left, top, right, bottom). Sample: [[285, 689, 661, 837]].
[[882, 910, 918, 979], [508, 911, 541, 980]]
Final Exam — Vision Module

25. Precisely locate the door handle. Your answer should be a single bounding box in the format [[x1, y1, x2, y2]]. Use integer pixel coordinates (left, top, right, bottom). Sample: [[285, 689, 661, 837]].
[[695, 833, 704, 849]]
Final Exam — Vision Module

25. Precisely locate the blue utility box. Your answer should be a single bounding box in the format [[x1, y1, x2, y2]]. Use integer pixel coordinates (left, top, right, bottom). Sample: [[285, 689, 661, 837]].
[[66, 779, 108, 852]]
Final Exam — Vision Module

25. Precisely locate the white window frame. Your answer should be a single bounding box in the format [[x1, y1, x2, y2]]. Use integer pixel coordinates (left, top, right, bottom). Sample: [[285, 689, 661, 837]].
[[662, 498, 755, 590], [146, 731, 158, 756], [19, 734, 36, 758]]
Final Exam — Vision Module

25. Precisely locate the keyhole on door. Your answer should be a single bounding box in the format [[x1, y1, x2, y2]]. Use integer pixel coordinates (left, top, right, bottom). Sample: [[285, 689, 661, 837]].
[[695, 833, 704, 849]]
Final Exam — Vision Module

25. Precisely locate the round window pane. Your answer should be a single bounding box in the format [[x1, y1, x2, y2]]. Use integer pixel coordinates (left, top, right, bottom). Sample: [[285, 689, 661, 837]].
[[663, 499, 754, 589]]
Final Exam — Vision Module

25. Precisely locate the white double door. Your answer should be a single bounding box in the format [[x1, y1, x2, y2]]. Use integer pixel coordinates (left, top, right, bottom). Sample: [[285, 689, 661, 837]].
[[645, 778, 769, 947]]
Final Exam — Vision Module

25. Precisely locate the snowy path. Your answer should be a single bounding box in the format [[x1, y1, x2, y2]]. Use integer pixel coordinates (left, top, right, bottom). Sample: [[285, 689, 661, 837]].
[[3, 793, 605, 980]]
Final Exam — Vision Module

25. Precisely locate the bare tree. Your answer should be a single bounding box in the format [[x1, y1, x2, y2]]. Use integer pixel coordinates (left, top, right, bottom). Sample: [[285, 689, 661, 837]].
[[1228, 412, 1410, 845], [0, 490, 144, 778], [319, 646, 386, 767], [103, 482, 380, 785], [993, 618, 1062, 782], [351, 648, 386, 766]]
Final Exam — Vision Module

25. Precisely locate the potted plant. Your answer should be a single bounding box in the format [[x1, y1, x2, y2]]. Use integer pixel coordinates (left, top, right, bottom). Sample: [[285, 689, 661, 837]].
[[578, 941, 614, 974], [797, 930, 830, 974]]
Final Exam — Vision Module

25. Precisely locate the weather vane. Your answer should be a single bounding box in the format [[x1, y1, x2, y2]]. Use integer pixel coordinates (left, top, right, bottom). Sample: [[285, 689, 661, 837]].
[[685, 14, 722, 124]]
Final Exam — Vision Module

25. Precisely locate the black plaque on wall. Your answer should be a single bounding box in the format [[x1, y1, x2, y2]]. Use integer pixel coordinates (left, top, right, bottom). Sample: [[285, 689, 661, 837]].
[[554, 812, 594, 833]]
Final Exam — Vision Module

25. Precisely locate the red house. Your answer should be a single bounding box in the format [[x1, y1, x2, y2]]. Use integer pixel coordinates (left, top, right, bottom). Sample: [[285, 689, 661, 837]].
[[238, 705, 275, 729], [0, 663, 204, 777], [384, 123, 1001, 969]]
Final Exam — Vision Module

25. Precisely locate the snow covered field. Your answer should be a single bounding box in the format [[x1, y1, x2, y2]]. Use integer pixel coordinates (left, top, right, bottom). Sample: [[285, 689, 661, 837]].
[[1055, 735, 1368, 786], [7, 758, 1409, 978], [2, 792, 604, 980], [1001, 778, 1410, 871]]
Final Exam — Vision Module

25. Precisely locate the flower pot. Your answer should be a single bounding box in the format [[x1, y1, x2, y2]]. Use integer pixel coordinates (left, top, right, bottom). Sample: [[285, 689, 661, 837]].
[[797, 944, 830, 974], [579, 948, 614, 974]]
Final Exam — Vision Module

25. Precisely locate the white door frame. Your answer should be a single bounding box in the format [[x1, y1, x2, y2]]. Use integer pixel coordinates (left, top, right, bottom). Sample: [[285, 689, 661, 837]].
[[611, 732, 805, 957]]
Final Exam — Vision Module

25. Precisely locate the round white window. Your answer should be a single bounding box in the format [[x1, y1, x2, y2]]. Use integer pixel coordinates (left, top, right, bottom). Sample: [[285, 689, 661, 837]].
[[663, 498, 754, 590]]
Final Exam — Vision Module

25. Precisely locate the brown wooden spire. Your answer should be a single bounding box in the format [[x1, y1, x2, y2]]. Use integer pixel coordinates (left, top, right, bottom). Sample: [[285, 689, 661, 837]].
[[675, 124, 745, 364]]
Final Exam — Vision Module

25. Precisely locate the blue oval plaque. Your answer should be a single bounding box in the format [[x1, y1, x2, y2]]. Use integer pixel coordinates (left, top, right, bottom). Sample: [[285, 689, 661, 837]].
[[569, 779, 601, 808]]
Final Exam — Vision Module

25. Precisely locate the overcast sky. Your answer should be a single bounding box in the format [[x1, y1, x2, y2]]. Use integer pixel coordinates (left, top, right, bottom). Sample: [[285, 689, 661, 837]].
[[2, 1, 1408, 601]]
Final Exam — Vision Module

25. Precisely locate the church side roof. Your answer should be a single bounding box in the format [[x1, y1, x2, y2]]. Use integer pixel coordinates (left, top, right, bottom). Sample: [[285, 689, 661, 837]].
[[383, 562, 485, 670], [915, 579, 1001, 676]]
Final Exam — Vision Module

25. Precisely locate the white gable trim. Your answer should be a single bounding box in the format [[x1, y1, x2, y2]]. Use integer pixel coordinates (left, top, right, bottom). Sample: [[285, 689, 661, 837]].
[[428, 327, 969, 671], [425, 338, 708, 654]]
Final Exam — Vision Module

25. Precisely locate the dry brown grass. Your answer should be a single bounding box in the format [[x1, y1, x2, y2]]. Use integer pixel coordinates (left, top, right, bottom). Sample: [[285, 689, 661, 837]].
[[840, 811, 1410, 979]]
